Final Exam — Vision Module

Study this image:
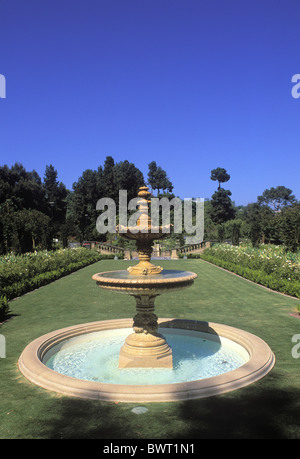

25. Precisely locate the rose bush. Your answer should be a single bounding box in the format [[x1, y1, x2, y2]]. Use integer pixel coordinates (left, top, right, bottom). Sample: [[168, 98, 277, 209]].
[[200, 243, 300, 298], [0, 248, 109, 320]]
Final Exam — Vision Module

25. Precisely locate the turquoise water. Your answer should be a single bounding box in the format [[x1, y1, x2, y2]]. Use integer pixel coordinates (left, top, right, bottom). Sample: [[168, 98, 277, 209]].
[[44, 328, 249, 386]]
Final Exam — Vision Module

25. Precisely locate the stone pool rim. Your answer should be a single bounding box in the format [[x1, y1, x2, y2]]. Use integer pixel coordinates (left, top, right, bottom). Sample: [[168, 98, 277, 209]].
[[18, 318, 275, 403]]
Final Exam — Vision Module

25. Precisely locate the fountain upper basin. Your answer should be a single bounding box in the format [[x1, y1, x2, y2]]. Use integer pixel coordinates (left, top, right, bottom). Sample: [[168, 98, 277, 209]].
[[92, 269, 198, 295]]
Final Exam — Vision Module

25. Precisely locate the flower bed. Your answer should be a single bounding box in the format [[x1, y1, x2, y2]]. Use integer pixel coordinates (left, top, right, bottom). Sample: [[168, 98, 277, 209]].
[[200, 243, 300, 299], [0, 248, 107, 320]]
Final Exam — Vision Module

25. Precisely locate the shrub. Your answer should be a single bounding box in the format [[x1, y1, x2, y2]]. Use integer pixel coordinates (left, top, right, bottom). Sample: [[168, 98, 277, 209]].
[[200, 243, 300, 298], [0, 296, 10, 322], [0, 248, 103, 303]]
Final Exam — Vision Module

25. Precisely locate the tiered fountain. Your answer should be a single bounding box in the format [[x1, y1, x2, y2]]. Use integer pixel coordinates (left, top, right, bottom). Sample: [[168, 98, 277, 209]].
[[18, 186, 275, 402], [92, 186, 197, 369]]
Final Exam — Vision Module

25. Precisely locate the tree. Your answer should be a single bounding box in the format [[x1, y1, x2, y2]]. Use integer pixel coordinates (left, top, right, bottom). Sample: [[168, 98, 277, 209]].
[[43, 164, 60, 201], [210, 188, 236, 225], [210, 168, 230, 190], [257, 186, 297, 211], [259, 205, 280, 244], [249, 221, 261, 248], [280, 204, 300, 252], [0, 205, 52, 253], [43, 164, 68, 229], [243, 203, 264, 247], [158, 168, 173, 194], [60, 218, 77, 248], [102, 156, 116, 200], [67, 157, 145, 242], [70, 169, 100, 241], [0, 162, 46, 212], [231, 222, 240, 246], [217, 225, 225, 242], [147, 161, 157, 194], [114, 160, 145, 202], [147, 161, 173, 195], [0, 163, 55, 253], [21, 209, 52, 251]]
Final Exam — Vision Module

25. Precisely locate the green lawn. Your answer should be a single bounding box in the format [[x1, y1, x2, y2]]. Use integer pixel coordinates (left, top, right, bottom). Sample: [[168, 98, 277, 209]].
[[1, 258, 300, 439]]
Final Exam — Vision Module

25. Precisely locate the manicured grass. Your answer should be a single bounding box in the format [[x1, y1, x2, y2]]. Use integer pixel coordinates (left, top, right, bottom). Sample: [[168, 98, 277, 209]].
[[0, 258, 300, 439], [200, 243, 300, 299]]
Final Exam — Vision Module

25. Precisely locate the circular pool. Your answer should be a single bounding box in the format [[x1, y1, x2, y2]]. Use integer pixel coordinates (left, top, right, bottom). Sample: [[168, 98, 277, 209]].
[[43, 327, 249, 385], [18, 318, 275, 402]]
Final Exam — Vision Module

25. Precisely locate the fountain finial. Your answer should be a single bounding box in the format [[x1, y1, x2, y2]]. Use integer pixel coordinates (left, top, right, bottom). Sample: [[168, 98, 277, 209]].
[[117, 186, 171, 276]]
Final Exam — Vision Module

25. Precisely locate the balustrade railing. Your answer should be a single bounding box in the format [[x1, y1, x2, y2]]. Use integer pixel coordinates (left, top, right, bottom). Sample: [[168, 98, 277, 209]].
[[84, 240, 210, 259]]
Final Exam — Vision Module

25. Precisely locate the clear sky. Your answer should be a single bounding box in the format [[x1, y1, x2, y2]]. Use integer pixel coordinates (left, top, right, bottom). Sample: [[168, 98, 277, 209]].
[[0, 0, 299, 206]]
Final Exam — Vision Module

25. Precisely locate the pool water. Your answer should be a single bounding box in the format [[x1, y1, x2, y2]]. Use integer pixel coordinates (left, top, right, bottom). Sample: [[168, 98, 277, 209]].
[[44, 328, 249, 386]]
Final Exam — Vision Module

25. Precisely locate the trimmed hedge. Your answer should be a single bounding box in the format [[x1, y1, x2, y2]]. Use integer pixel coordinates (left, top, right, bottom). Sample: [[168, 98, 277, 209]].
[[178, 253, 202, 259], [0, 248, 123, 321], [200, 251, 300, 299]]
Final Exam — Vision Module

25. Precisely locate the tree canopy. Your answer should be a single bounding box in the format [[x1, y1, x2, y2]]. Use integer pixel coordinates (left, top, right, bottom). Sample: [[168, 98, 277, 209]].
[[257, 186, 296, 211], [0, 159, 299, 253], [210, 167, 230, 190], [43, 164, 68, 228], [68, 157, 145, 241], [0, 162, 46, 212], [209, 167, 235, 225], [147, 161, 173, 195], [210, 188, 236, 225]]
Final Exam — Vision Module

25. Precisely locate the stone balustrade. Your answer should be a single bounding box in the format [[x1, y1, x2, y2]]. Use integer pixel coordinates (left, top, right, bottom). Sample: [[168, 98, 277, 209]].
[[84, 240, 210, 260]]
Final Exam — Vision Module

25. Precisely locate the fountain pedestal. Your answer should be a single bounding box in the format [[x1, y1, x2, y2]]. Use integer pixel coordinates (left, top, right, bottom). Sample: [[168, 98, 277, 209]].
[[119, 294, 173, 368]]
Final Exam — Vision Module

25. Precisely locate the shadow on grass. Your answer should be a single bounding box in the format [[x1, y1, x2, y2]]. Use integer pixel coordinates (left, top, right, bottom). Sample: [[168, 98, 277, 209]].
[[42, 398, 132, 439], [0, 312, 20, 325], [177, 378, 300, 439], [42, 374, 300, 439]]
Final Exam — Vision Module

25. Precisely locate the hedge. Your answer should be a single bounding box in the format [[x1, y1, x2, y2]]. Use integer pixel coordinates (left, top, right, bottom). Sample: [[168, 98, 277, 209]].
[[200, 252, 300, 299], [0, 248, 123, 321]]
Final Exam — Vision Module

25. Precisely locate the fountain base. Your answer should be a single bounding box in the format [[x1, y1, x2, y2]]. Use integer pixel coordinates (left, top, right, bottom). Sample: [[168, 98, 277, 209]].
[[119, 331, 173, 368], [18, 318, 275, 402]]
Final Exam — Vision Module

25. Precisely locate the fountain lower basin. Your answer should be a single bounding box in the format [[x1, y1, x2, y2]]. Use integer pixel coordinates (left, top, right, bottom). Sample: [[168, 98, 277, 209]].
[[18, 318, 275, 402], [44, 327, 249, 385]]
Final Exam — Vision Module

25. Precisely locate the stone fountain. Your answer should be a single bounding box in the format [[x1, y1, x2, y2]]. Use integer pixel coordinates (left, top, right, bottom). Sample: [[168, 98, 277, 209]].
[[92, 186, 197, 369], [18, 186, 275, 402]]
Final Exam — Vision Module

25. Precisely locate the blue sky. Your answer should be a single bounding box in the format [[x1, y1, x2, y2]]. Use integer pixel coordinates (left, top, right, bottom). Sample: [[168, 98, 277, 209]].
[[0, 0, 299, 205]]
